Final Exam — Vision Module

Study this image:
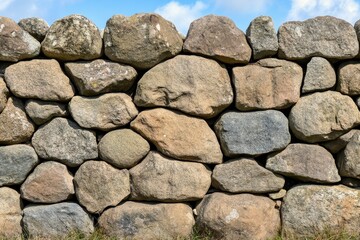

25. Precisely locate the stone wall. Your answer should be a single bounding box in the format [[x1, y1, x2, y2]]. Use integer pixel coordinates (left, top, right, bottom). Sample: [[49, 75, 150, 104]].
[[1, 13, 360, 239]]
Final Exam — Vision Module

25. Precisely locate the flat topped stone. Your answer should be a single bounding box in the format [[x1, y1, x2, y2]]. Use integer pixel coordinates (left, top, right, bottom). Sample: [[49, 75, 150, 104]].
[[42, 14, 102, 61], [183, 14, 251, 64], [18, 17, 49, 42], [104, 13, 183, 69], [278, 16, 359, 60]]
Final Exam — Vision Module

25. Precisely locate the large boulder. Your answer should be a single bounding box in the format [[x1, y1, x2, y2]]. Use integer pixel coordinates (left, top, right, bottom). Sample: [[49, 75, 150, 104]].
[[104, 13, 183, 69], [42, 14, 102, 60], [0, 77, 9, 113], [98, 129, 150, 169], [98, 201, 194, 240], [69, 93, 138, 131], [0, 187, 22, 238], [0, 97, 35, 144], [214, 110, 290, 156], [20, 161, 74, 203], [134, 55, 233, 118], [337, 132, 360, 179], [4, 59, 75, 101], [74, 161, 130, 214], [131, 108, 223, 164], [18, 17, 49, 42], [0, 17, 40, 61], [23, 202, 94, 238], [278, 16, 359, 60], [212, 158, 284, 193], [232, 58, 302, 110], [266, 144, 340, 183], [31, 117, 98, 167], [282, 185, 360, 238], [289, 91, 360, 142], [65, 60, 137, 96], [196, 192, 280, 240], [246, 16, 278, 60], [183, 15, 251, 64], [337, 61, 360, 95], [25, 100, 68, 125], [130, 151, 211, 202]]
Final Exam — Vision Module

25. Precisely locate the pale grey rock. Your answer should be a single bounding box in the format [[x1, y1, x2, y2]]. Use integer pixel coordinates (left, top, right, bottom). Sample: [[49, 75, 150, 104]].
[[214, 110, 291, 156], [18, 17, 49, 42], [337, 61, 360, 95], [0, 187, 22, 238], [321, 129, 360, 154], [0, 77, 9, 113], [269, 189, 287, 200], [337, 132, 360, 179], [25, 99, 68, 125], [31, 117, 98, 167]]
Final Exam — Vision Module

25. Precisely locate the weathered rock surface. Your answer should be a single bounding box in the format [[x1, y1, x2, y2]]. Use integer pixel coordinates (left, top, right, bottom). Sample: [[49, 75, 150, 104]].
[[0, 17, 40, 61], [0, 97, 35, 144], [266, 144, 340, 183], [302, 57, 336, 93], [337, 132, 360, 179], [212, 158, 284, 193], [42, 14, 102, 60], [0, 77, 9, 113], [321, 129, 360, 154], [74, 161, 130, 214], [4, 59, 75, 101], [69, 93, 138, 131], [282, 185, 360, 238], [269, 189, 287, 200], [131, 108, 223, 164], [289, 91, 359, 142], [246, 16, 278, 60], [215, 110, 290, 156], [98, 201, 194, 240], [31, 117, 98, 167], [130, 151, 211, 202], [98, 129, 150, 169], [0, 144, 39, 186], [278, 16, 359, 60], [134, 55, 233, 118], [337, 61, 360, 95], [0, 187, 22, 238], [104, 13, 183, 69], [196, 192, 280, 240], [23, 202, 94, 238], [20, 161, 74, 203], [65, 60, 137, 96], [183, 15, 251, 64], [25, 100, 68, 125], [18, 17, 49, 42], [232, 58, 302, 110]]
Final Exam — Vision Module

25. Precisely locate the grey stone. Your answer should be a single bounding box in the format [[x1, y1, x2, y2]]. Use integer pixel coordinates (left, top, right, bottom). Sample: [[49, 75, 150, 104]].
[[337, 61, 360, 95], [98, 129, 150, 169], [266, 143, 340, 183], [289, 91, 360, 142], [269, 189, 287, 200], [278, 16, 359, 60], [196, 192, 280, 240], [74, 161, 130, 214], [31, 117, 98, 167], [18, 17, 49, 42], [232, 58, 302, 111], [282, 185, 360, 238], [302, 57, 336, 93], [0, 17, 40, 61], [246, 16, 278, 60], [0, 77, 9, 113], [134, 55, 233, 118], [0, 187, 22, 238], [212, 158, 284, 193], [183, 15, 251, 64], [25, 99, 68, 125], [214, 110, 291, 156], [65, 59, 137, 96], [321, 129, 360, 154], [23, 202, 94, 238], [69, 93, 138, 131], [42, 14, 102, 61], [104, 13, 183, 69], [0, 97, 35, 144], [337, 132, 360, 179], [0, 144, 39, 186], [4, 59, 75, 101], [98, 201, 194, 240], [130, 151, 211, 202]]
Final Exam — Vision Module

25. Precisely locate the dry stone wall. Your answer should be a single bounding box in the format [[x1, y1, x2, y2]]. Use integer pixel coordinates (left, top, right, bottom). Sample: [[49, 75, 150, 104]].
[[1, 13, 360, 240]]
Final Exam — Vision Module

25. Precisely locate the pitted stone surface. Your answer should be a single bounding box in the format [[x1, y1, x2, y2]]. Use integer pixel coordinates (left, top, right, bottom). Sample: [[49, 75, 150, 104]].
[[18, 17, 49, 42]]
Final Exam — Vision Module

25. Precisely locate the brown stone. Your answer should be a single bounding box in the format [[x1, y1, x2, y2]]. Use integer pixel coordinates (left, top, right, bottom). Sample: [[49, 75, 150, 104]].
[[337, 61, 360, 95], [0, 187, 22, 238], [25, 100, 68, 125], [337, 132, 360, 179], [0, 77, 9, 113]]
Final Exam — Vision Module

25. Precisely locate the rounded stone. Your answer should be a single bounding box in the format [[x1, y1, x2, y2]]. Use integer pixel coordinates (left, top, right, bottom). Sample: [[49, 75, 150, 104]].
[[18, 17, 49, 42]]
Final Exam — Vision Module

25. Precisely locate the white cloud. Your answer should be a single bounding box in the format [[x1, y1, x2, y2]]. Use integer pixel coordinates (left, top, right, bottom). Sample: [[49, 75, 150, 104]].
[[287, 0, 360, 23], [214, 0, 272, 13], [155, 1, 207, 35], [0, 0, 14, 11]]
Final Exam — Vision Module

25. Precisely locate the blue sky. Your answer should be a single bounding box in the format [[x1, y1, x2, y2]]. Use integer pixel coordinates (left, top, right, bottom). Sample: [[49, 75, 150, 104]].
[[1, 0, 360, 34]]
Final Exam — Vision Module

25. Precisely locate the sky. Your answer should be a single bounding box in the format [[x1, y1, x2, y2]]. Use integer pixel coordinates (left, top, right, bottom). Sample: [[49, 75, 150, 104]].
[[0, 0, 360, 34]]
